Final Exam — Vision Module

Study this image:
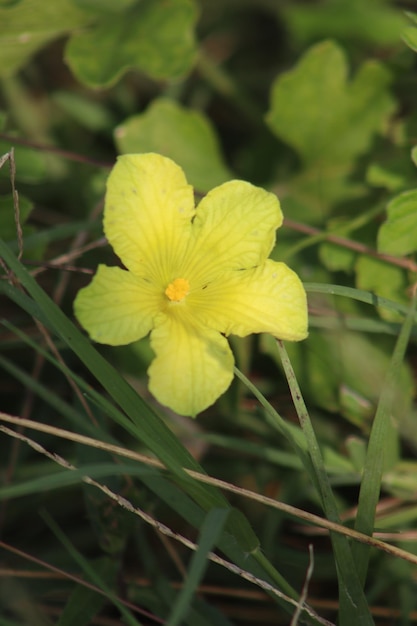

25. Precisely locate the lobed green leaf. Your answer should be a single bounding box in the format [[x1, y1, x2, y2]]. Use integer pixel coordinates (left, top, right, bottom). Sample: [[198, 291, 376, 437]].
[[115, 98, 232, 193], [65, 0, 198, 87], [378, 189, 417, 256]]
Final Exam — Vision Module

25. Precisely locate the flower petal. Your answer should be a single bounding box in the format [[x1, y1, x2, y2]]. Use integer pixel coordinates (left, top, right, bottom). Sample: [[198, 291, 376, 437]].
[[148, 316, 234, 416], [183, 180, 282, 283], [74, 265, 161, 345], [104, 153, 195, 283], [189, 259, 308, 341]]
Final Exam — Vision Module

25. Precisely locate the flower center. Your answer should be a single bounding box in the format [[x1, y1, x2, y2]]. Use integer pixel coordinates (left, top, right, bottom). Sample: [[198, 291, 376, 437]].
[[165, 278, 190, 302]]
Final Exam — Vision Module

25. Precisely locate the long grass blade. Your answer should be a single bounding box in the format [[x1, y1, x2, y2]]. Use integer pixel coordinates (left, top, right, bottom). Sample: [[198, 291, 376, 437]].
[[166, 508, 230, 626], [352, 291, 417, 584], [41, 510, 142, 626], [0, 241, 315, 620], [272, 342, 374, 625]]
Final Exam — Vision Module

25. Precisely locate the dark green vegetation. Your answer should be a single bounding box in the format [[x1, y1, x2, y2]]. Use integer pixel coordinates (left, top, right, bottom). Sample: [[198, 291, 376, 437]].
[[1, 1, 417, 624]]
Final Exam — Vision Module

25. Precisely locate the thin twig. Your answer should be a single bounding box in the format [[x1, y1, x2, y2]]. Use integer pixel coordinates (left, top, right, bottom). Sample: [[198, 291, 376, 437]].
[[0, 424, 334, 626], [284, 218, 417, 273], [9, 149, 23, 261], [27, 236, 106, 277], [0, 133, 112, 169], [1, 414, 417, 565], [291, 545, 315, 626], [0, 540, 163, 623]]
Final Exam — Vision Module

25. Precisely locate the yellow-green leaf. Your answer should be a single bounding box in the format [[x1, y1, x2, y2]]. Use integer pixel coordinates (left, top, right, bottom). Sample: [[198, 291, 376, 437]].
[[402, 12, 417, 53], [115, 99, 232, 192], [356, 255, 410, 322], [378, 189, 417, 256], [266, 40, 395, 168]]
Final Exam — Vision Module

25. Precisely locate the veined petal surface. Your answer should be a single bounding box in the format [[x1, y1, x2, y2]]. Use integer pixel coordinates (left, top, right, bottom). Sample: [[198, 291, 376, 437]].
[[104, 153, 195, 283], [189, 259, 308, 341], [74, 265, 161, 345], [184, 180, 282, 284], [148, 315, 234, 416]]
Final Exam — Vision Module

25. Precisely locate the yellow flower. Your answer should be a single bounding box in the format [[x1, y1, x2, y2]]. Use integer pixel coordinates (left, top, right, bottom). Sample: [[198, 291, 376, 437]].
[[74, 153, 308, 416]]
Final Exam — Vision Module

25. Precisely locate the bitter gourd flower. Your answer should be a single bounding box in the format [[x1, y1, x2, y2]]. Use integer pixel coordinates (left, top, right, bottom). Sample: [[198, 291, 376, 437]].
[[74, 153, 308, 416]]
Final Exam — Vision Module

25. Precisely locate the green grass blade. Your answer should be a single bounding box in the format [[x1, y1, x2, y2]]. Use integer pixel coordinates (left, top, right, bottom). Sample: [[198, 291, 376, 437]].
[[305, 283, 416, 319], [0, 353, 86, 427], [166, 508, 230, 626], [263, 342, 374, 625], [0, 269, 262, 552], [309, 313, 413, 336], [6, 220, 101, 254], [0, 463, 156, 500], [352, 292, 417, 584], [41, 511, 142, 626], [0, 239, 228, 506], [1, 240, 310, 616], [1, 318, 160, 443], [234, 366, 313, 470], [2, 317, 307, 608], [0, 278, 51, 328], [56, 558, 116, 626]]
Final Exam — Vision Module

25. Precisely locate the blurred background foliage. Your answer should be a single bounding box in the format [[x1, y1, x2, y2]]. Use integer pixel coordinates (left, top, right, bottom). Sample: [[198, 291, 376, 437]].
[[1, 0, 417, 624]]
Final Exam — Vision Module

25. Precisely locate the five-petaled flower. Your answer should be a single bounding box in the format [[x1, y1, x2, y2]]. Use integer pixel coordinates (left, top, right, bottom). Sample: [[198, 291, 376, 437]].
[[74, 153, 308, 416]]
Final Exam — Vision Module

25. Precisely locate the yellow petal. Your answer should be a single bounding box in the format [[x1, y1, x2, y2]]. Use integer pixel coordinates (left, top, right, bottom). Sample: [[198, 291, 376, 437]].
[[104, 153, 195, 283], [183, 180, 282, 284], [74, 265, 162, 345], [148, 316, 234, 416], [189, 259, 308, 341]]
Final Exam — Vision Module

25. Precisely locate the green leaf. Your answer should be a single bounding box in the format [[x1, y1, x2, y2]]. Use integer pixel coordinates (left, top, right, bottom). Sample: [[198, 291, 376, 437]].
[[266, 41, 395, 219], [0, 193, 32, 240], [0, 140, 49, 183], [411, 145, 417, 168], [405, 10, 417, 26], [384, 463, 417, 499], [268, 328, 413, 430], [319, 241, 356, 272], [65, 0, 198, 88], [0, 0, 89, 77], [377, 189, 417, 256], [366, 162, 409, 192], [53, 91, 115, 131], [402, 12, 417, 53], [319, 217, 358, 272], [283, 0, 406, 47], [355, 255, 410, 322], [267, 40, 394, 167], [0, 193, 44, 258], [0, 0, 24, 6], [115, 98, 232, 192], [318, 208, 384, 273], [70, 0, 137, 13]]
